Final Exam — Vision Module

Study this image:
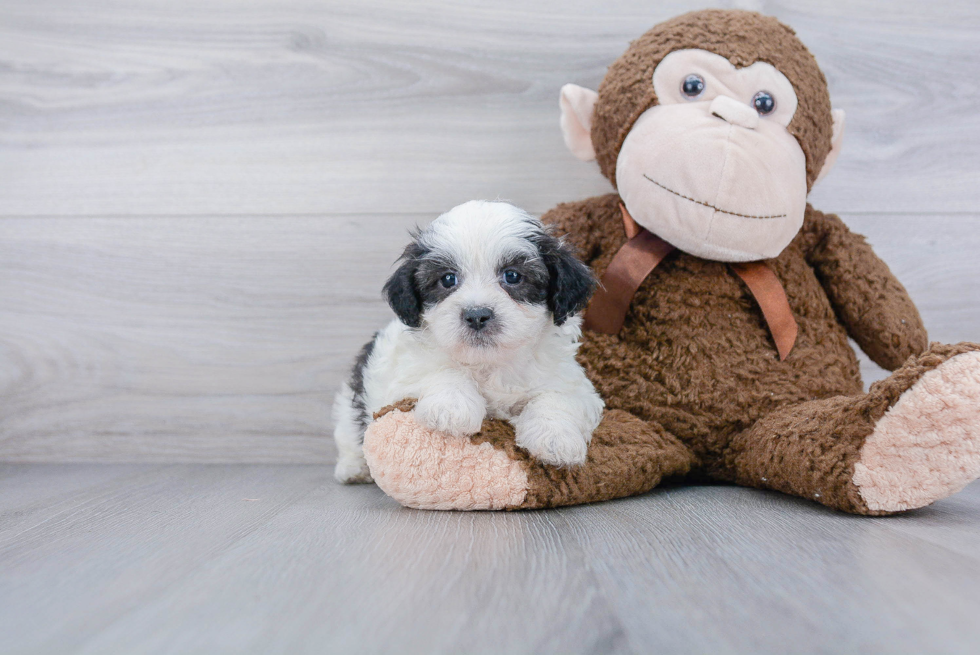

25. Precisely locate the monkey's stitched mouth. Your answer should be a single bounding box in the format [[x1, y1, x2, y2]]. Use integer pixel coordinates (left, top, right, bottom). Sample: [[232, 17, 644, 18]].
[[643, 174, 787, 220]]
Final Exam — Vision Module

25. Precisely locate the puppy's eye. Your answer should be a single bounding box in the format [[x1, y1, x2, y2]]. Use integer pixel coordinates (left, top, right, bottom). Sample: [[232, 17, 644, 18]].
[[682, 74, 705, 98], [752, 91, 775, 115], [502, 269, 522, 285], [440, 272, 457, 288]]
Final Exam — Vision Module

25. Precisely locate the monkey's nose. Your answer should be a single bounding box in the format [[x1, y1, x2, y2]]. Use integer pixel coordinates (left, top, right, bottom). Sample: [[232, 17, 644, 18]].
[[462, 307, 494, 331], [710, 95, 759, 129]]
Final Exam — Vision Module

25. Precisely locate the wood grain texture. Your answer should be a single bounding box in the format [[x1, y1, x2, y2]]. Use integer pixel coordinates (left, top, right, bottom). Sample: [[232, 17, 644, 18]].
[[2, 212, 978, 462], [1, 0, 979, 461], [0, 0, 978, 217], [0, 464, 978, 654], [0, 214, 424, 461]]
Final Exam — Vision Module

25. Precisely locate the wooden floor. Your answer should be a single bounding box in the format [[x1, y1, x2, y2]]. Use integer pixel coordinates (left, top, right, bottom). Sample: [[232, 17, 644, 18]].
[[1, 464, 978, 654]]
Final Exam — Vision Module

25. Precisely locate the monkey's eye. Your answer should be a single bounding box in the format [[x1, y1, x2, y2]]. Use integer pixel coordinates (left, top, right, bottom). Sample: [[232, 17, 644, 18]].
[[440, 272, 457, 288], [752, 91, 776, 115], [681, 74, 705, 98], [502, 269, 522, 285]]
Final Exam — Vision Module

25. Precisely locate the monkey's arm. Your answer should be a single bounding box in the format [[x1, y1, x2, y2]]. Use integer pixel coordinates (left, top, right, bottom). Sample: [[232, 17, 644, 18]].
[[799, 204, 927, 370], [541, 193, 623, 265]]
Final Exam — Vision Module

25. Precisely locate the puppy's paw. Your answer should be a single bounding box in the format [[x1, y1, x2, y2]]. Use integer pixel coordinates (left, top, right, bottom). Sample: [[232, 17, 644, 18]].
[[414, 389, 486, 438], [515, 417, 590, 467], [334, 453, 373, 484]]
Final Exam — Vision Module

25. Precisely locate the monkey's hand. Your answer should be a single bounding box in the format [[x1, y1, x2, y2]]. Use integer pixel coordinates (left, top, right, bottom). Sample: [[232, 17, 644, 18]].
[[802, 206, 928, 370]]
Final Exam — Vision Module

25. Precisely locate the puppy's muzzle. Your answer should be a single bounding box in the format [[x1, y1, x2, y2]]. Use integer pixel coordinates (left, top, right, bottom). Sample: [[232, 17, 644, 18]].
[[462, 306, 494, 332]]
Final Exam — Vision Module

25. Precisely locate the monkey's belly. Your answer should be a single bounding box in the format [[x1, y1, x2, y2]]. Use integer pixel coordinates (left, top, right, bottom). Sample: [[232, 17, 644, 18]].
[[577, 259, 863, 462]]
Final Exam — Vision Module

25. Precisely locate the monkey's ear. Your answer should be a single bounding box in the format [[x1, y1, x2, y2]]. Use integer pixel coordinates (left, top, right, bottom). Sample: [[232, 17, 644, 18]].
[[382, 255, 424, 328], [815, 109, 846, 185], [560, 84, 598, 161]]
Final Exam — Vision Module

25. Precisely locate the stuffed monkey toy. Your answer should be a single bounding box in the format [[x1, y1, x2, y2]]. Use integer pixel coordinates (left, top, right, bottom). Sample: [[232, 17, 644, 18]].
[[361, 9, 980, 515]]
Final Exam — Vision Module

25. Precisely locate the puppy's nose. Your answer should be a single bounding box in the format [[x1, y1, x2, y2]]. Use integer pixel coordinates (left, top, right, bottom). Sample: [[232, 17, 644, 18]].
[[462, 307, 494, 331]]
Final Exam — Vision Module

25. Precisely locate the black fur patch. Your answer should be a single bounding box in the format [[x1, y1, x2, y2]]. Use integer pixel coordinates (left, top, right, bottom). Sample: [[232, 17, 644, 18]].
[[498, 255, 550, 306], [531, 231, 597, 325], [414, 253, 462, 308], [383, 236, 464, 327], [382, 242, 427, 328], [349, 334, 377, 438]]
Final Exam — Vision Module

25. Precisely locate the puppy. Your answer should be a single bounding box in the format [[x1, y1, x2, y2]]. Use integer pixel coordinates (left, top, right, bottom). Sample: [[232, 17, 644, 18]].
[[333, 200, 604, 484]]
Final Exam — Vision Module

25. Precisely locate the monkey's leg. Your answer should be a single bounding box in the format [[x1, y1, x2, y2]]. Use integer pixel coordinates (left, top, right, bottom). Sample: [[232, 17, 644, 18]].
[[723, 342, 980, 515], [362, 404, 695, 510]]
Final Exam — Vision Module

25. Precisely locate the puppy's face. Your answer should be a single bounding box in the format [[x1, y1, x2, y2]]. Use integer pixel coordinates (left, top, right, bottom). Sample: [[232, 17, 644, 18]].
[[383, 201, 595, 364]]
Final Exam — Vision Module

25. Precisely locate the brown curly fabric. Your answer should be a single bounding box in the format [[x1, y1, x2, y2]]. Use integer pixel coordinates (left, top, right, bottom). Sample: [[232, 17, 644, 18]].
[[374, 398, 418, 420], [535, 193, 934, 513], [490, 343, 971, 513], [723, 342, 980, 515], [469, 410, 695, 509], [592, 9, 833, 191]]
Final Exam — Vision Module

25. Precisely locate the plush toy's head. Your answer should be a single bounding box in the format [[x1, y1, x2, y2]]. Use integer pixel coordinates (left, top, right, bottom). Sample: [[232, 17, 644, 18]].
[[560, 9, 845, 261]]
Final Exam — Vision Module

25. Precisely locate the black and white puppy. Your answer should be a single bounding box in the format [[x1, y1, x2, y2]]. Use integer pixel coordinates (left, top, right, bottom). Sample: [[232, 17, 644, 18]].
[[333, 200, 604, 483]]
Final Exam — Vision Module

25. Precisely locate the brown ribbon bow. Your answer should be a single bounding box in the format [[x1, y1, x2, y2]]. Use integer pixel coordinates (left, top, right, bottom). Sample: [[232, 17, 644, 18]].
[[582, 204, 798, 361]]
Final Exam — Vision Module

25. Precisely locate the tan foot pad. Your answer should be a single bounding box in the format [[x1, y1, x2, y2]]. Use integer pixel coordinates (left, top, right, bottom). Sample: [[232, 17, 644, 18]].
[[855, 351, 980, 512], [363, 408, 529, 510]]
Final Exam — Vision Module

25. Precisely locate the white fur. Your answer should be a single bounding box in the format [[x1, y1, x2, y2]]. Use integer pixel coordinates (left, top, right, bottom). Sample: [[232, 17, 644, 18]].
[[332, 382, 373, 483], [333, 201, 604, 482]]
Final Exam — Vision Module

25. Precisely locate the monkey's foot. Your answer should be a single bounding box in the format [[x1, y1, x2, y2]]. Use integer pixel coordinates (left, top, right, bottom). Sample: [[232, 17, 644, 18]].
[[854, 351, 980, 512], [363, 405, 529, 510], [362, 402, 694, 511]]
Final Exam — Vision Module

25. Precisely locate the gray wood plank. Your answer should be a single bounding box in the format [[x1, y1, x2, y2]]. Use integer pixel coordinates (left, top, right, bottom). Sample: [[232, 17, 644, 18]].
[[0, 214, 423, 462], [0, 464, 331, 654], [1, 464, 978, 654], [0, 0, 977, 217], [560, 484, 980, 654], [73, 484, 630, 655], [874, 477, 980, 562], [2, 212, 978, 462], [0, 462, 156, 516]]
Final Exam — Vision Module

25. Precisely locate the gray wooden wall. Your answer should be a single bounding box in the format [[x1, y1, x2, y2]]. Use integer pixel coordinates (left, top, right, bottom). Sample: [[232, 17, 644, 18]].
[[2, 0, 978, 463]]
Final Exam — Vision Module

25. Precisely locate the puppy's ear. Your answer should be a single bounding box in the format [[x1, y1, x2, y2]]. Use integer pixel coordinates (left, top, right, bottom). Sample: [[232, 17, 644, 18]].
[[382, 244, 425, 328], [537, 233, 596, 326]]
